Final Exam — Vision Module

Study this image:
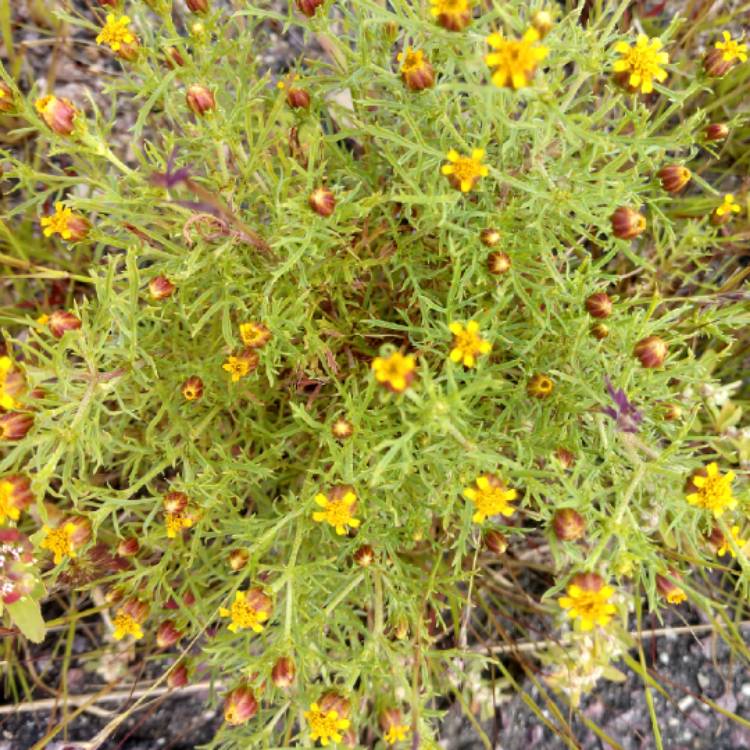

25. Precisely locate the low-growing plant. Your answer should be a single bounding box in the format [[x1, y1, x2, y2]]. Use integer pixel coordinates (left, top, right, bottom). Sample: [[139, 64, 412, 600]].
[[0, 0, 749, 747]]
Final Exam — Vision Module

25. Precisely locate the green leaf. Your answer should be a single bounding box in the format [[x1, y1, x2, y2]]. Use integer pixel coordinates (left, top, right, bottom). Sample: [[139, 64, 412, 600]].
[[7, 597, 46, 643]]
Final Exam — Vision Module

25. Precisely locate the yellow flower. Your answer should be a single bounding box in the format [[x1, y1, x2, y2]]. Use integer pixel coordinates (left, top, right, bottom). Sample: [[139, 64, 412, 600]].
[[96, 14, 136, 52], [0, 481, 19, 524], [219, 588, 272, 634], [40, 202, 89, 241], [717, 525, 747, 558], [715, 31, 747, 63], [441, 149, 488, 193], [40, 522, 77, 564], [222, 351, 259, 382], [397, 47, 435, 91], [0, 356, 23, 410], [715, 193, 741, 217], [448, 320, 491, 367], [429, 0, 472, 32], [485, 28, 549, 89], [304, 703, 351, 747], [371, 351, 416, 393], [558, 573, 616, 631], [313, 487, 360, 535], [165, 512, 193, 539], [112, 611, 144, 640], [463, 474, 517, 523], [384, 724, 410, 745], [239, 321, 271, 349], [527, 373, 554, 399], [612, 35, 669, 94], [686, 462, 737, 518], [666, 587, 687, 604]]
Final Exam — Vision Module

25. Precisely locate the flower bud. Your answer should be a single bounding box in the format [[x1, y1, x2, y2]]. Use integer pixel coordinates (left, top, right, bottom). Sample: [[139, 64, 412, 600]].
[[67, 516, 92, 547], [181, 376, 204, 401], [286, 88, 311, 109], [0, 412, 33, 441], [483, 529, 508, 554], [271, 656, 296, 688], [186, 85, 216, 116], [296, 0, 324, 17], [662, 403, 682, 421], [610, 207, 646, 239], [309, 187, 336, 217], [552, 508, 586, 542], [168, 661, 190, 688], [393, 617, 409, 640], [703, 48, 733, 78], [186, 0, 209, 12], [121, 597, 149, 623], [149, 275, 175, 300], [380, 707, 404, 734], [480, 228, 501, 247], [353, 544, 375, 567], [163, 490, 189, 514], [165, 46, 186, 69], [704, 123, 729, 142], [224, 685, 258, 725], [165, 589, 196, 609], [585, 292, 612, 319], [591, 323, 609, 340], [35, 96, 79, 136], [531, 10, 554, 38], [433, 2, 471, 31], [229, 548, 249, 571], [0, 474, 33, 522], [569, 571, 605, 593], [487, 251, 511, 275], [156, 619, 183, 648], [48, 310, 81, 338], [319, 692, 350, 718], [332, 417, 354, 440], [527, 373, 554, 399], [117, 536, 139, 556], [554, 447, 576, 468], [0, 82, 14, 113], [657, 165, 691, 194], [634, 336, 668, 368], [656, 571, 687, 604], [705, 525, 725, 553], [398, 48, 435, 92]]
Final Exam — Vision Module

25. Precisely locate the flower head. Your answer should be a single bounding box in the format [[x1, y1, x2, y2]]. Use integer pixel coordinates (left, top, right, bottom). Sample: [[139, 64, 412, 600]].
[[685, 463, 736, 517], [558, 573, 616, 631], [313, 486, 360, 535], [40, 522, 77, 564], [371, 351, 416, 393], [181, 376, 203, 401], [0, 356, 25, 411], [239, 322, 271, 349], [463, 474, 517, 524], [429, 0, 472, 31], [602, 376, 643, 433], [0, 412, 33, 441], [223, 351, 259, 382], [485, 28, 549, 89], [40, 203, 90, 242], [165, 511, 194, 539], [611, 206, 647, 239], [612, 35, 669, 94], [717, 525, 747, 557], [96, 14, 136, 52], [713, 193, 741, 224], [224, 685, 258, 724], [441, 149, 488, 192], [656, 572, 687, 604], [381, 709, 410, 745], [304, 702, 351, 746], [527, 373, 554, 399], [0, 475, 33, 524], [113, 598, 148, 640], [448, 320, 491, 367], [35, 95, 78, 135], [714, 31, 747, 63], [219, 587, 272, 633], [0, 82, 14, 113], [657, 165, 691, 194], [398, 48, 435, 91]]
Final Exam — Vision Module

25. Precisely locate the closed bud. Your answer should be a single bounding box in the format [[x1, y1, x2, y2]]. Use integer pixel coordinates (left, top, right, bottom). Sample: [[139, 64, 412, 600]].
[[48, 310, 81, 338], [433, 2, 471, 31], [296, 0, 324, 16], [0, 412, 33, 441], [569, 571, 604, 593], [656, 571, 687, 604], [393, 617, 409, 640], [286, 88, 311, 109], [163, 490, 189, 514], [552, 508, 586, 541], [634, 336, 668, 368], [181, 376, 204, 401], [319, 692, 350, 718], [0, 82, 14, 113], [271, 656, 295, 688], [531, 10, 554, 38], [480, 228, 501, 247], [224, 686, 258, 725], [35, 95, 79, 136], [657, 165, 691, 193], [554, 447, 576, 468], [585, 292, 612, 319], [149, 275, 175, 300], [122, 597, 149, 623], [662, 403, 682, 421], [67, 516, 92, 547], [167, 661, 189, 688], [610, 206, 646, 239], [703, 48, 733, 78], [0, 474, 33, 521], [591, 322, 609, 340], [484, 529, 508, 555], [353, 544, 375, 567], [704, 123, 729, 142], [332, 417, 354, 440], [186, 85, 216, 116], [487, 250, 511, 275], [156, 619, 182, 648], [186, 0, 209, 12], [165, 46, 186, 68], [309, 187, 336, 217], [117, 536, 139, 556], [229, 548, 249, 570], [115, 38, 140, 63]]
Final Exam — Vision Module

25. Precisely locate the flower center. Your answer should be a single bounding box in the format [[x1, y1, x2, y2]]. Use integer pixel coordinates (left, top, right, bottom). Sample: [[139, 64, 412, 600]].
[[454, 329, 483, 355], [230, 597, 264, 629], [113, 612, 141, 637], [401, 51, 423, 73], [623, 46, 661, 78], [697, 476, 730, 510], [474, 487, 511, 516], [324, 498, 352, 527], [309, 710, 341, 740], [44, 528, 73, 559]]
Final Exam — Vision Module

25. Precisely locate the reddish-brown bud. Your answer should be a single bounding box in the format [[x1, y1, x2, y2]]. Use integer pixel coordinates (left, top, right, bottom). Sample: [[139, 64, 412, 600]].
[[569, 571, 604, 593], [705, 525, 725, 553], [165, 46, 186, 69], [35, 95, 79, 136], [662, 403, 682, 421], [117, 536, 139, 556], [704, 123, 729, 142], [591, 323, 609, 340], [48, 310, 81, 338], [0, 82, 14, 113], [531, 10, 554, 38], [487, 251, 511, 275], [610, 207, 647, 239], [379, 708, 404, 734], [286, 88, 311, 109], [657, 165, 691, 194], [163, 491, 189, 514], [186, 0, 209, 12], [319, 692, 350, 718], [67, 516, 92, 547], [634, 336, 668, 368], [554, 447, 576, 469], [271, 656, 296, 688], [149, 275, 175, 301], [122, 597, 149, 623], [296, 0, 324, 17], [224, 685, 258, 725], [398, 48, 435, 92], [552, 508, 586, 542], [0, 475, 33, 519], [480, 228, 501, 247], [585, 292, 612, 319], [703, 48, 734, 78], [186, 84, 216, 116], [433, 3, 471, 31], [353, 544, 375, 567], [228, 548, 249, 571], [0, 412, 33, 441], [164, 589, 196, 609], [656, 571, 687, 604], [484, 529, 508, 555], [309, 187, 336, 217], [168, 661, 189, 688], [332, 417, 354, 440], [181, 376, 204, 401], [156, 619, 183, 648]]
